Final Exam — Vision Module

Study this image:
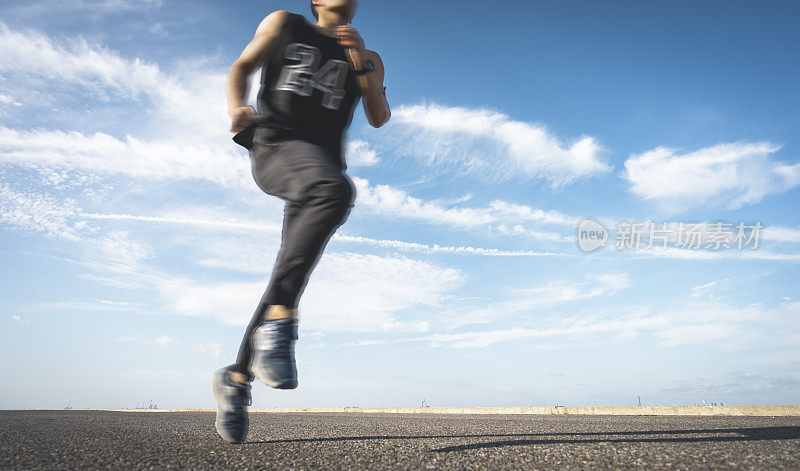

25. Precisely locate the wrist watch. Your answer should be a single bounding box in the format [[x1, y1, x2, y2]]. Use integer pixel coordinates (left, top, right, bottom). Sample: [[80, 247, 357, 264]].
[[353, 59, 374, 75]]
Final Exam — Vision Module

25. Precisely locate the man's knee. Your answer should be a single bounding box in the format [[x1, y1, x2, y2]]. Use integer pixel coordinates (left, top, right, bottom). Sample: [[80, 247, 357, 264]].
[[307, 175, 355, 215]]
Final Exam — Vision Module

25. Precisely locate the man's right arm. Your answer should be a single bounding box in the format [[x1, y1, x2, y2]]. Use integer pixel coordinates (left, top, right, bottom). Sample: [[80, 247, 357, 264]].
[[226, 10, 291, 123]]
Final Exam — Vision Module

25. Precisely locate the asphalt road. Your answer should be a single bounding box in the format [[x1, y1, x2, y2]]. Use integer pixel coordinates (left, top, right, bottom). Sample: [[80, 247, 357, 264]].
[[2, 411, 799, 469]]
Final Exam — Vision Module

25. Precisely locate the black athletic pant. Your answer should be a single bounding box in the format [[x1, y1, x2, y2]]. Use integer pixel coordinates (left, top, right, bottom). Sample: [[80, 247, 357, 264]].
[[233, 137, 356, 381]]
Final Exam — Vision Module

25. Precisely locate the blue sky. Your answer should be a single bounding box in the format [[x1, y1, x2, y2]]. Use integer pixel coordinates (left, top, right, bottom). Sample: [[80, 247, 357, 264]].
[[1, 0, 799, 409]]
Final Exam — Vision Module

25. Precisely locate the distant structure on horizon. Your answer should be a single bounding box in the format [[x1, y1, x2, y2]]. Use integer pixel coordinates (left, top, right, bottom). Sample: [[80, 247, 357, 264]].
[[135, 400, 159, 410]]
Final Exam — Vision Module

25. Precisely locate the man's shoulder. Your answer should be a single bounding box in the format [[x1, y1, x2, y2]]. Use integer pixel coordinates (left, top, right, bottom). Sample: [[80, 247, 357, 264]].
[[268, 9, 299, 25], [257, 10, 297, 34]]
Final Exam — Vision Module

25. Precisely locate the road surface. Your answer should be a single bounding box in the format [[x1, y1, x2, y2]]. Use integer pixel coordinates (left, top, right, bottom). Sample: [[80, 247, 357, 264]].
[[2, 410, 799, 469]]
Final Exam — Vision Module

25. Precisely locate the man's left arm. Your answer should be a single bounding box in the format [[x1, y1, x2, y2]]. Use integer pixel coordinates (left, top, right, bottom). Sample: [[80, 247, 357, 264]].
[[337, 26, 391, 128]]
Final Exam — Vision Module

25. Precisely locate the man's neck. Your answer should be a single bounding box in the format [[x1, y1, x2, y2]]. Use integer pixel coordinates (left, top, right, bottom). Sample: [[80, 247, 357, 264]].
[[316, 11, 347, 29]]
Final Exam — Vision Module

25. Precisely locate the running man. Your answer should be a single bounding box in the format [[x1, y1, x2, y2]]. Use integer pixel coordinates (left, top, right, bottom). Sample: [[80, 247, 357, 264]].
[[212, 0, 390, 443]]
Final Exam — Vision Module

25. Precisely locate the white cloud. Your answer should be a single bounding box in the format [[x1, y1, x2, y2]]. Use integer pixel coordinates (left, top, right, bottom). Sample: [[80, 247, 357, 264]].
[[655, 323, 743, 348], [1, 132, 577, 246], [149, 335, 179, 347], [189, 342, 223, 358], [0, 24, 585, 249], [421, 308, 656, 349], [0, 184, 569, 318], [353, 176, 494, 227], [691, 280, 722, 300], [82, 207, 570, 259], [351, 295, 798, 350], [0, 20, 180, 104], [762, 226, 800, 243], [68, 0, 164, 11], [334, 233, 565, 256], [0, 21, 232, 143], [67, 231, 161, 290], [622, 141, 800, 211], [445, 272, 631, 329], [491, 223, 571, 242], [98, 231, 153, 264], [633, 246, 800, 262], [0, 93, 21, 107], [28, 300, 150, 314], [10, 0, 162, 15], [382, 103, 610, 186], [0, 127, 251, 187], [0, 183, 83, 240], [300, 252, 462, 332], [157, 279, 265, 326], [506, 272, 630, 307], [157, 252, 463, 333], [351, 176, 578, 240], [11, 314, 29, 324], [340, 339, 391, 347], [486, 200, 577, 226], [82, 211, 282, 234], [346, 139, 379, 167]]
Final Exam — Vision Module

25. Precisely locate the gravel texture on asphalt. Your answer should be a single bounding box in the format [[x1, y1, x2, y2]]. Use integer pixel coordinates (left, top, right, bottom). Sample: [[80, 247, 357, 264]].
[[1, 411, 799, 469]]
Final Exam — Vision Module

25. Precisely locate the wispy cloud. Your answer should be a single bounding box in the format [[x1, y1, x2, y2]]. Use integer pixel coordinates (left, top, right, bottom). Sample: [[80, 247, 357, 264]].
[[29, 300, 149, 313], [81, 211, 282, 234], [659, 370, 800, 402], [622, 141, 800, 211], [631, 246, 800, 262], [0, 19, 181, 105], [9, 0, 163, 15], [0, 93, 21, 107], [334, 233, 568, 256], [0, 23, 589, 254], [422, 309, 656, 349], [691, 280, 722, 300], [0, 183, 83, 240], [0, 20, 231, 144], [441, 272, 631, 329], [351, 176, 578, 242], [68, 0, 163, 11], [379, 103, 611, 186], [346, 140, 379, 167], [189, 342, 222, 358], [0, 181, 569, 264], [762, 225, 800, 243], [348, 297, 799, 350], [149, 335, 179, 347], [0, 127, 251, 186], [157, 251, 462, 332]]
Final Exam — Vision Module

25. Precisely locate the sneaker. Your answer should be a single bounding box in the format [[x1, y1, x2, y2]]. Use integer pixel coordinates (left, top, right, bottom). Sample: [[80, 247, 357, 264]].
[[250, 318, 298, 389], [212, 365, 251, 443]]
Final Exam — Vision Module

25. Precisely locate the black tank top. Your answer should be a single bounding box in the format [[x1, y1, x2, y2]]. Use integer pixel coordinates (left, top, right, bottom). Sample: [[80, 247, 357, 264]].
[[256, 13, 362, 169]]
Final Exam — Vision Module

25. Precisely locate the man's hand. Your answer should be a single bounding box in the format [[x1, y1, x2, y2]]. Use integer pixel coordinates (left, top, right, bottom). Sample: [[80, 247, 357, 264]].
[[226, 10, 290, 134], [335, 25, 366, 68], [334, 25, 390, 129], [230, 105, 257, 134]]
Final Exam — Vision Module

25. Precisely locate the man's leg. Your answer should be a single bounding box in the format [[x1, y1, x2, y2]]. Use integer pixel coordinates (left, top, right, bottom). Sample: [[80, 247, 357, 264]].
[[231, 201, 302, 384], [232, 139, 356, 383], [212, 200, 306, 441]]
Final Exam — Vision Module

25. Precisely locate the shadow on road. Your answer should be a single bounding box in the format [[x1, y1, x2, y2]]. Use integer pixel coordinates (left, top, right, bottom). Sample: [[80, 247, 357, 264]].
[[248, 426, 800, 452]]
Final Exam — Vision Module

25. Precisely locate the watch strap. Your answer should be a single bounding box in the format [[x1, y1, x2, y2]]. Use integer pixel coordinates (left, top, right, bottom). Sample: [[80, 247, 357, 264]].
[[354, 60, 374, 75]]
